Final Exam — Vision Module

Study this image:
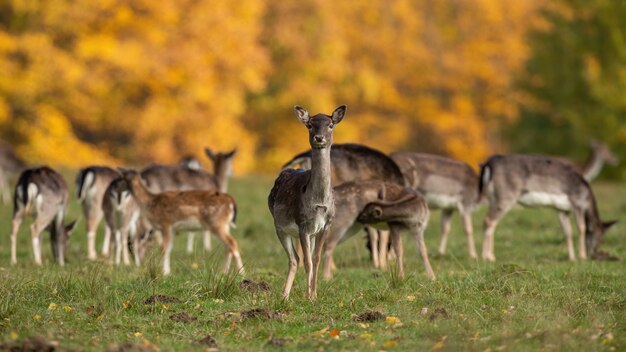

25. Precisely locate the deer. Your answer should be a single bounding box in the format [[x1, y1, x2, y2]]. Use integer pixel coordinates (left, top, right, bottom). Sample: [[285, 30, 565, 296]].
[[118, 168, 243, 276], [102, 177, 147, 266], [390, 152, 480, 258], [357, 187, 434, 280], [479, 154, 617, 262], [282, 143, 406, 270], [0, 141, 26, 205], [268, 104, 346, 300], [76, 166, 120, 260], [10, 167, 77, 266], [141, 148, 237, 253], [323, 180, 434, 280], [557, 139, 619, 181]]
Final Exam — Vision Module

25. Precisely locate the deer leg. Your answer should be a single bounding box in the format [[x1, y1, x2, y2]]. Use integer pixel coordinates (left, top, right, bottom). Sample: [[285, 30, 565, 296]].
[[114, 230, 122, 265], [438, 209, 454, 255], [414, 222, 435, 280], [86, 213, 99, 260], [390, 224, 405, 279], [461, 210, 478, 259], [10, 211, 23, 265], [130, 224, 142, 267], [203, 230, 212, 251], [30, 223, 44, 265], [482, 199, 514, 262], [378, 230, 390, 270], [212, 224, 243, 273], [186, 232, 195, 254], [161, 226, 174, 275], [365, 227, 380, 268], [278, 234, 299, 300], [558, 211, 576, 261], [121, 227, 131, 266], [297, 239, 304, 267], [310, 230, 327, 301], [574, 210, 588, 259], [299, 231, 313, 299], [102, 224, 112, 257], [323, 236, 338, 280]]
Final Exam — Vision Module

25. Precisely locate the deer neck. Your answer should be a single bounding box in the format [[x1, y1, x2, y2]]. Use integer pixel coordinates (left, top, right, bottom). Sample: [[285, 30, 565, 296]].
[[127, 177, 154, 209], [305, 147, 332, 205], [214, 162, 229, 193], [582, 149, 604, 181]]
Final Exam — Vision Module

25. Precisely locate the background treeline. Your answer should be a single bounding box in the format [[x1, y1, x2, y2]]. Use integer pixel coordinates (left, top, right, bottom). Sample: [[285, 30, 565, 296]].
[[0, 0, 624, 178]]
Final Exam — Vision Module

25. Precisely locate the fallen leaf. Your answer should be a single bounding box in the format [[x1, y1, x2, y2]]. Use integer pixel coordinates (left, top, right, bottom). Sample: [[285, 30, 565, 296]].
[[406, 295, 416, 302], [359, 333, 372, 340], [33, 314, 41, 321], [386, 316, 401, 325], [311, 325, 330, 337], [63, 306, 73, 312], [135, 332, 142, 337], [10, 331, 17, 340], [48, 303, 57, 311], [383, 340, 399, 348], [329, 328, 340, 337]]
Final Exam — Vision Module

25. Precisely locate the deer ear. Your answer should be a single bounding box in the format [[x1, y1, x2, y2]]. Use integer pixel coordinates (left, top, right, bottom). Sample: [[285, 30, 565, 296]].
[[377, 184, 386, 200], [65, 219, 78, 235], [294, 106, 310, 125], [226, 148, 237, 158], [331, 105, 347, 125], [204, 148, 216, 161], [373, 206, 383, 218], [602, 220, 617, 231]]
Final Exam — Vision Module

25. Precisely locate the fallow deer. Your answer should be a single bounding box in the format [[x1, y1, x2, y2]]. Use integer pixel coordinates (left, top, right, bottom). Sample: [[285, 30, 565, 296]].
[[479, 154, 617, 262], [102, 177, 145, 266], [282, 143, 406, 269], [76, 166, 119, 260], [268, 105, 346, 300], [141, 149, 237, 253], [357, 188, 434, 280], [322, 180, 433, 280], [119, 169, 243, 275], [390, 152, 480, 258], [10, 167, 77, 265], [558, 139, 619, 181]]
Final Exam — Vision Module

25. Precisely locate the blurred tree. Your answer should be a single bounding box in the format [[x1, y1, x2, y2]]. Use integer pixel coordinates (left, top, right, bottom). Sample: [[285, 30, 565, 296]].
[[511, 0, 626, 179]]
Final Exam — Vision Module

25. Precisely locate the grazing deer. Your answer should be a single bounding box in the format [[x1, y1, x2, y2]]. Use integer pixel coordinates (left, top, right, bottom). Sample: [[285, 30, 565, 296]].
[[76, 166, 119, 260], [390, 152, 480, 258], [268, 105, 346, 300], [357, 188, 434, 280], [10, 167, 77, 265], [0, 141, 26, 204], [323, 180, 433, 280], [141, 149, 237, 253], [119, 169, 243, 275], [479, 154, 617, 262], [283, 143, 406, 269], [558, 139, 619, 181], [102, 177, 147, 266]]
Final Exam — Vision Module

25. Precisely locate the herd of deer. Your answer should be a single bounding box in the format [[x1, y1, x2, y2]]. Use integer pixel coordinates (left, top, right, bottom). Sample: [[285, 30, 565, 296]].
[[0, 106, 619, 300]]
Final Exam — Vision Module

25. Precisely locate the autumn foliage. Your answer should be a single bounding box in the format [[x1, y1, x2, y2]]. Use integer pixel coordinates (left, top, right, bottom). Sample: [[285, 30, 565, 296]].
[[0, 0, 622, 176]]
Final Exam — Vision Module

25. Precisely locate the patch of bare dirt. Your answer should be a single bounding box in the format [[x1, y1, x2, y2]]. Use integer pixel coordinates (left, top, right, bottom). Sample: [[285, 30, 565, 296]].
[[239, 279, 271, 293], [0, 336, 63, 352], [144, 295, 180, 304], [353, 311, 386, 322], [169, 312, 197, 323], [241, 308, 280, 320], [267, 337, 291, 347], [591, 250, 620, 261], [196, 334, 217, 348], [429, 307, 449, 321], [107, 342, 157, 352]]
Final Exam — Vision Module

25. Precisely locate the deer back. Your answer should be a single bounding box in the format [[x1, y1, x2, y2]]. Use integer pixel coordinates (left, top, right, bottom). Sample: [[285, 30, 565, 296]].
[[140, 164, 217, 193], [15, 166, 68, 213]]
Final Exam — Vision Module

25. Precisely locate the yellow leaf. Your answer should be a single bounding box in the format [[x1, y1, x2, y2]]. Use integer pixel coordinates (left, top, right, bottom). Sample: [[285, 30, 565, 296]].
[[10, 331, 17, 340], [134, 332, 142, 337], [48, 303, 57, 311], [311, 325, 330, 337], [359, 333, 372, 340], [383, 340, 399, 348], [406, 295, 416, 302], [63, 306, 73, 312], [33, 314, 41, 321], [386, 316, 401, 325]]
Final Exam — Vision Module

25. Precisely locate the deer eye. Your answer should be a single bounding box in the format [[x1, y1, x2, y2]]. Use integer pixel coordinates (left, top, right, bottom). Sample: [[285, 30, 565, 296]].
[[328, 123, 334, 129]]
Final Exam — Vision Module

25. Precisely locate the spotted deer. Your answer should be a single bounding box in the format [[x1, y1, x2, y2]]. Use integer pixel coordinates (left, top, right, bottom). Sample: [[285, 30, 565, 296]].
[[268, 105, 346, 300], [102, 177, 149, 266], [390, 152, 480, 258], [357, 187, 434, 280], [479, 154, 617, 262], [10, 167, 77, 265], [76, 166, 119, 260], [282, 143, 406, 269], [558, 139, 619, 181], [119, 169, 243, 275], [323, 180, 433, 280], [141, 148, 237, 253]]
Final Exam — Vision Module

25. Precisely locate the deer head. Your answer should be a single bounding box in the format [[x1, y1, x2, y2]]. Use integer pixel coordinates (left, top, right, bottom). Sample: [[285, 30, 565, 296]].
[[294, 105, 346, 150], [590, 139, 619, 165], [586, 219, 617, 256], [205, 148, 237, 177]]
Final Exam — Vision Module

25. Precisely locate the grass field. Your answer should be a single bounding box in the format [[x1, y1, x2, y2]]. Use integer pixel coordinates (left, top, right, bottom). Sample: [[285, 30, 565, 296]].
[[0, 174, 625, 351]]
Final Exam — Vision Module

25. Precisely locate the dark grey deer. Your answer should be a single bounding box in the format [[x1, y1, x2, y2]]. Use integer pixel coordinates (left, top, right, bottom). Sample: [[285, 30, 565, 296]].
[[268, 105, 346, 300]]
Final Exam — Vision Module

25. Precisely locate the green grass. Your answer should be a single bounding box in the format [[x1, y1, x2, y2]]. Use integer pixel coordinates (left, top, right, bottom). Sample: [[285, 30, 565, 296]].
[[0, 175, 625, 351]]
